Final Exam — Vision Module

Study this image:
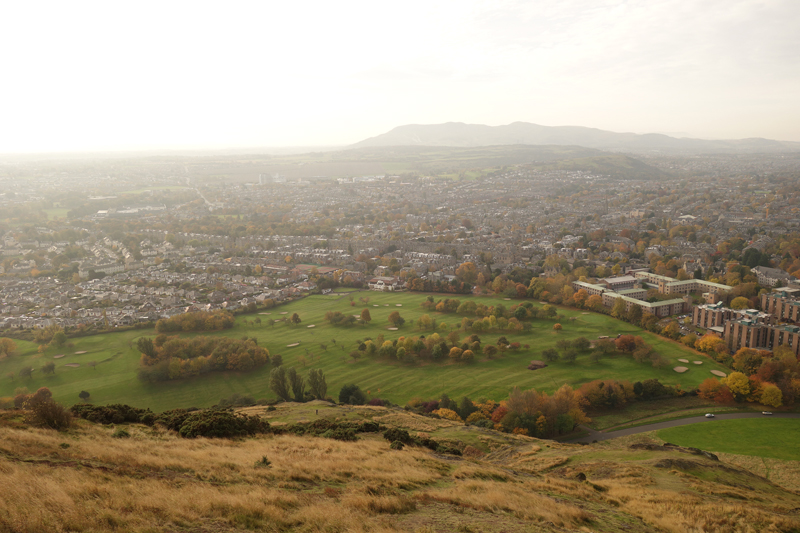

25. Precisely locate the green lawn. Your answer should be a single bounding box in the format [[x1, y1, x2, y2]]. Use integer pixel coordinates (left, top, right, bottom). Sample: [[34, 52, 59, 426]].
[[43, 208, 70, 220], [657, 419, 800, 461], [0, 292, 729, 412]]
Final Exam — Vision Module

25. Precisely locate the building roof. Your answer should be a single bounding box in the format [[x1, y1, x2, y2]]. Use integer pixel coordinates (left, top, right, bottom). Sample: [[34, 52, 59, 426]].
[[601, 275, 637, 284]]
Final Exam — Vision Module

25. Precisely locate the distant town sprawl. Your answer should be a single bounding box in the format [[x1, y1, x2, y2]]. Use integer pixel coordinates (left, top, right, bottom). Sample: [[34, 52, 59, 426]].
[[1, 150, 800, 356]]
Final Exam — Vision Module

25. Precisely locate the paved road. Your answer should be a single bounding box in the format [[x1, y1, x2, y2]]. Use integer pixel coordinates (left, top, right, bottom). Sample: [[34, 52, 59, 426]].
[[568, 412, 800, 443]]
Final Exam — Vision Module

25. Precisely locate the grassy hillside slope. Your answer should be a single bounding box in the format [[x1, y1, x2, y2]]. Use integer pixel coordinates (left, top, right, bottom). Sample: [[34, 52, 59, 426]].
[[1, 403, 799, 532]]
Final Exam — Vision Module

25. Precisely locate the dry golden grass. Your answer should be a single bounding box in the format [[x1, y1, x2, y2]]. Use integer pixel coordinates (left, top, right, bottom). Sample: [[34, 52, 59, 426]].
[[1, 409, 800, 533], [603, 482, 800, 533], [480, 434, 800, 532], [0, 421, 442, 532], [417, 478, 595, 528], [371, 411, 461, 433], [717, 452, 800, 493]]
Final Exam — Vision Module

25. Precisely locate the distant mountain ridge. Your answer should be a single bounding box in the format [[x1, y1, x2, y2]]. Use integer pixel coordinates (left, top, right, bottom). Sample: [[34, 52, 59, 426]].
[[351, 122, 800, 154]]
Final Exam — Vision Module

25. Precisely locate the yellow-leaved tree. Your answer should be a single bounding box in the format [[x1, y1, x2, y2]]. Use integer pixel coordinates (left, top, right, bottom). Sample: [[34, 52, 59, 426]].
[[723, 372, 750, 401], [760, 384, 783, 408], [695, 333, 727, 355]]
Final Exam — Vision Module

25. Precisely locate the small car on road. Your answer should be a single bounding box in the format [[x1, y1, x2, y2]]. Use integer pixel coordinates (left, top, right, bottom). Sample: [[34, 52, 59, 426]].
[[704, 413, 715, 418], [762, 411, 773, 415]]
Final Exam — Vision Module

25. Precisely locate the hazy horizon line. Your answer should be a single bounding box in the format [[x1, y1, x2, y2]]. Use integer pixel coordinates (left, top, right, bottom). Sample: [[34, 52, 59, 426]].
[[1, 120, 799, 159]]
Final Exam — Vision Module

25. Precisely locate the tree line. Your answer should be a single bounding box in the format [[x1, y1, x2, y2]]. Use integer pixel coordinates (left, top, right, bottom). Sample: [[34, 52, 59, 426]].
[[406, 385, 588, 439], [137, 334, 272, 382], [154, 310, 235, 333], [697, 345, 799, 408]]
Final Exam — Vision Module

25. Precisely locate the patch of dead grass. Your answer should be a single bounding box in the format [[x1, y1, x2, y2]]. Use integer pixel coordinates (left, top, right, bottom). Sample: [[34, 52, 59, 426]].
[[1, 410, 800, 533]]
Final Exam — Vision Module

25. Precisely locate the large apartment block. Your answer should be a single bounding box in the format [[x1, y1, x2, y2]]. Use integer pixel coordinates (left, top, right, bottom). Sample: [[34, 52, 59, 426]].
[[693, 287, 800, 355], [723, 320, 800, 356], [692, 302, 773, 331], [572, 278, 689, 318], [692, 302, 736, 330], [761, 289, 800, 322], [632, 272, 731, 298]]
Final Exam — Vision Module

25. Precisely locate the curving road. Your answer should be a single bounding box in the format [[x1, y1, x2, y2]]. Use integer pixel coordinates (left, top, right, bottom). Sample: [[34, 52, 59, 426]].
[[568, 412, 800, 444]]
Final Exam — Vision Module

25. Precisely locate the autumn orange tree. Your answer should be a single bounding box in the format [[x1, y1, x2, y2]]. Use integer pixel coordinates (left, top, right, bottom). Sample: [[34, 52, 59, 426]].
[[360, 309, 371, 323], [388, 311, 405, 327], [0, 337, 16, 358], [503, 384, 589, 438], [586, 294, 603, 311], [732, 347, 767, 375], [694, 333, 727, 355]]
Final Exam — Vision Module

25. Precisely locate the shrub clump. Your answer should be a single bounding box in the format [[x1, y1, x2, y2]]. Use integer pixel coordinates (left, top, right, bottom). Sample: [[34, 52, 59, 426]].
[[381, 427, 460, 454], [16, 388, 72, 431], [437, 446, 463, 456], [71, 403, 271, 439], [70, 404, 154, 425], [176, 409, 270, 439], [24, 396, 72, 431], [390, 440, 404, 450], [154, 408, 196, 432], [382, 428, 413, 445], [358, 421, 381, 433], [285, 419, 384, 441], [321, 428, 357, 441], [254, 456, 271, 468]]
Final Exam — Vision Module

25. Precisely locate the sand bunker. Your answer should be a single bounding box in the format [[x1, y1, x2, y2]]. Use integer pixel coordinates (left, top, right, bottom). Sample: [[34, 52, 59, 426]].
[[693, 361, 703, 365], [64, 363, 80, 368], [74, 351, 87, 355], [711, 370, 727, 378], [673, 366, 689, 373], [582, 313, 590, 315], [53, 354, 65, 359], [678, 358, 689, 363], [396, 304, 402, 306], [259, 312, 271, 315], [287, 343, 300, 347], [307, 325, 315, 328], [374, 305, 379, 307], [280, 312, 288, 315], [387, 327, 398, 331]]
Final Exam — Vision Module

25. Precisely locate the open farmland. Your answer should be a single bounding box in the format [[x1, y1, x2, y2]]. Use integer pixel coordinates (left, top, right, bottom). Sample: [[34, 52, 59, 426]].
[[0, 292, 729, 412]]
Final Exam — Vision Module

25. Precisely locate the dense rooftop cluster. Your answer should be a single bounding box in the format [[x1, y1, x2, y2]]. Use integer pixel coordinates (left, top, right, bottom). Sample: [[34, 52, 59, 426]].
[[1, 151, 800, 340]]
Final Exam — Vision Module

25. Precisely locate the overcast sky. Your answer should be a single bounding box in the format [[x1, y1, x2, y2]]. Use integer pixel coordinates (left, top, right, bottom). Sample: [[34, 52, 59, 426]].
[[1, 0, 798, 152]]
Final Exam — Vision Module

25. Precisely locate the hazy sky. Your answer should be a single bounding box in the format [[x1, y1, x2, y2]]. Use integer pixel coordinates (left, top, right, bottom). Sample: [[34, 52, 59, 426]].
[[2, 0, 798, 152]]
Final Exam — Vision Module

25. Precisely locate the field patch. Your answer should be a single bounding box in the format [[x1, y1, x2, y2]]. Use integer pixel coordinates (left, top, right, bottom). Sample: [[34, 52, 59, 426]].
[[0, 292, 729, 411], [657, 418, 800, 461]]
